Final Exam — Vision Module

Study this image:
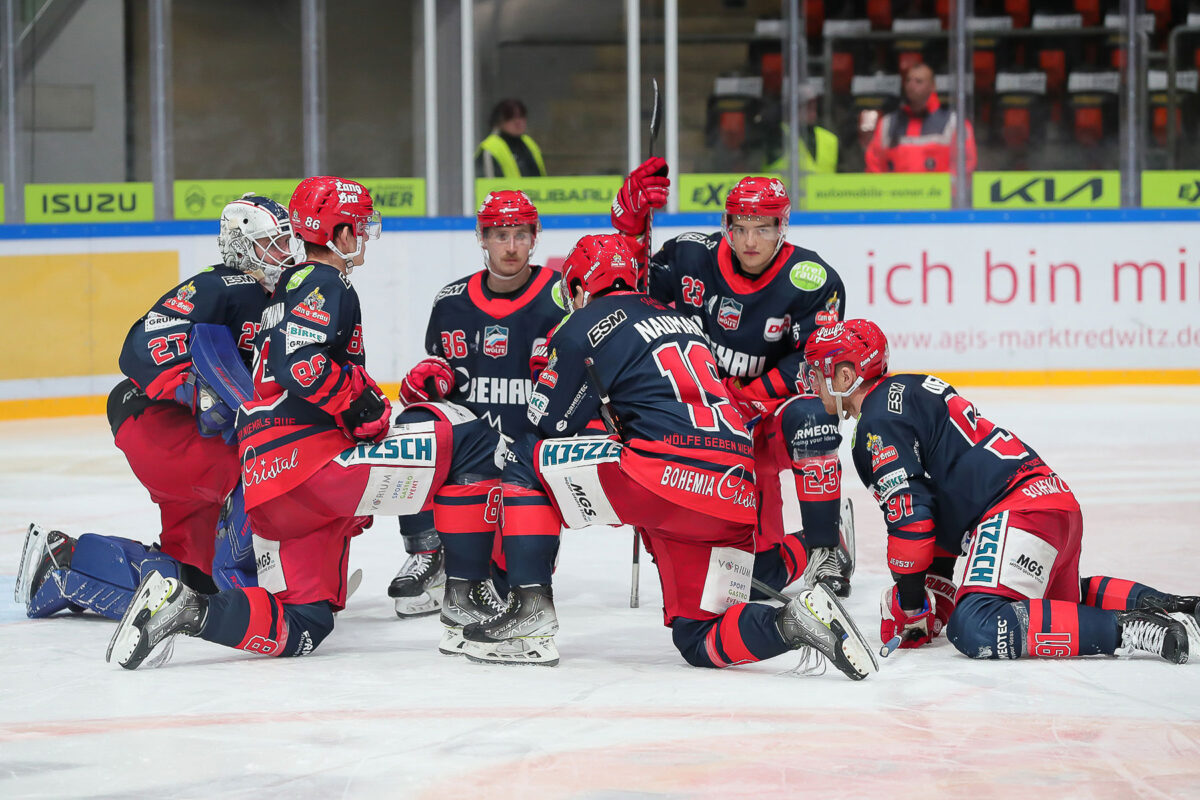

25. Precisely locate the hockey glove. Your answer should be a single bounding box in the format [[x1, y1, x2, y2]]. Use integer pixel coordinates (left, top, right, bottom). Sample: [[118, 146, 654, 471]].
[[339, 365, 392, 442], [176, 374, 237, 444], [722, 376, 768, 428], [925, 574, 957, 636], [529, 340, 550, 381], [880, 584, 937, 649], [611, 157, 669, 236], [399, 356, 455, 406]]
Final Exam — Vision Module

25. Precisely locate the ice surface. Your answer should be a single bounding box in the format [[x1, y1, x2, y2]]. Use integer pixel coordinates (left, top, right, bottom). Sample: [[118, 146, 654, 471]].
[[2, 387, 1199, 798]]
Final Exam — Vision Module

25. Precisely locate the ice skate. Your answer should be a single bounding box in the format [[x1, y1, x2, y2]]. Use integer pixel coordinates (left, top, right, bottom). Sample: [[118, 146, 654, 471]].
[[15, 524, 80, 614], [776, 583, 877, 680], [462, 584, 559, 667], [1115, 609, 1190, 664], [801, 498, 855, 598], [1137, 590, 1200, 616], [387, 547, 446, 618], [106, 570, 207, 670], [438, 577, 506, 656]]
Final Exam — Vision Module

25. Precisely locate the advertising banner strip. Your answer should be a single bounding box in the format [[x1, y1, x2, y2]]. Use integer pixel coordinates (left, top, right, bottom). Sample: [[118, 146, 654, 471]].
[[474, 176, 623, 215], [25, 182, 155, 223], [677, 173, 951, 211], [1141, 171, 1200, 208], [174, 178, 426, 220], [973, 171, 1120, 209]]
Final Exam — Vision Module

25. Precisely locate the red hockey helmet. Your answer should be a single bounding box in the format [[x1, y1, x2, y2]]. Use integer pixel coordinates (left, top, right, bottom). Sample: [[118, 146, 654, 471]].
[[723, 176, 791, 257], [560, 233, 639, 311], [803, 319, 889, 416], [476, 190, 540, 236], [289, 176, 381, 265]]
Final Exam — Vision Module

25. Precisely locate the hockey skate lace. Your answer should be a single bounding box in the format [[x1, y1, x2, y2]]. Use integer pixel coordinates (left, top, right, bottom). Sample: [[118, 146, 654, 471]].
[[400, 552, 433, 579], [1119, 617, 1167, 656], [472, 582, 506, 617], [806, 547, 841, 582], [787, 644, 827, 677]]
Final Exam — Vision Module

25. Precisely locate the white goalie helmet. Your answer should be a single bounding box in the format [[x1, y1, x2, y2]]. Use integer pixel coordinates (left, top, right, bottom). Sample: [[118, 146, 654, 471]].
[[218, 193, 305, 291]]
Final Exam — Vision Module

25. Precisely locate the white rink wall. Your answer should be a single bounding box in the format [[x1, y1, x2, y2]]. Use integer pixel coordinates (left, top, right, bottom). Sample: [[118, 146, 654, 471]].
[[1, 214, 1197, 406]]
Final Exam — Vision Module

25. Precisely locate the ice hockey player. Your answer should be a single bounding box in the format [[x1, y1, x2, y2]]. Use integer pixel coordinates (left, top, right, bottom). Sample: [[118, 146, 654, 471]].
[[15, 194, 301, 621], [611, 160, 853, 598], [462, 233, 877, 679], [803, 318, 1200, 663], [388, 190, 566, 619], [105, 177, 504, 669]]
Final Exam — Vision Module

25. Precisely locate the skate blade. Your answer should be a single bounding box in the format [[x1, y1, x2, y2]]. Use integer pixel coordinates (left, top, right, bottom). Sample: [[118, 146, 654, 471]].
[[394, 589, 445, 618], [14, 523, 49, 606], [105, 572, 172, 669], [1169, 612, 1200, 665], [465, 637, 559, 667], [806, 584, 878, 679], [438, 625, 469, 656]]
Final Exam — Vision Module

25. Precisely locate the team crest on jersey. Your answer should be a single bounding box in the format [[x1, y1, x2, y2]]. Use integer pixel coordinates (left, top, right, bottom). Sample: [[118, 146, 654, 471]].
[[865, 432, 899, 470], [294, 287, 330, 326], [483, 325, 509, 358], [163, 281, 197, 314], [763, 314, 790, 342], [717, 297, 743, 331], [815, 291, 839, 326]]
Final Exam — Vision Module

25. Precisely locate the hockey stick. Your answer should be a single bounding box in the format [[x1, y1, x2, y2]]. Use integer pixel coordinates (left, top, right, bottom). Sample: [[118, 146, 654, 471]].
[[621, 79, 663, 611], [583, 357, 640, 609]]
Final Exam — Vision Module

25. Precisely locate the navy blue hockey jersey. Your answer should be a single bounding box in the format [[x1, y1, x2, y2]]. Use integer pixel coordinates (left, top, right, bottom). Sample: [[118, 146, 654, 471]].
[[852, 374, 1051, 570], [648, 232, 844, 397], [119, 264, 269, 401], [424, 265, 565, 434], [529, 291, 757, 522]]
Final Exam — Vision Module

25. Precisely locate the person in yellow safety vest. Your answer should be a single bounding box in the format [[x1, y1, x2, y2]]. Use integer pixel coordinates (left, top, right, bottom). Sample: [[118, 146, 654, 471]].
[[764, 86, 839, 174], [475, 98, 548, 179]]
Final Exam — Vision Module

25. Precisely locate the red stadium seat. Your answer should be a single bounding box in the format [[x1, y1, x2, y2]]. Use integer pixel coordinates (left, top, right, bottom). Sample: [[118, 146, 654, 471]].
[[718, 111, 747, 151], [1073, 0, 1101, 27], [974, 49, 997, 93], [806, 0, 825, 38], [1005, 0, 1031, 28], [761, 52, 783, 96], [898, 51, 924, 74], [1145, 0, 1170, 32], [1002, 106, 1032, 148], [1039, 50, 1067, 93], [1152, 105, 1179, 148], [832, 51, 855, 94], [1073, 106, 1104, 146], [867, 0, 892, 30]]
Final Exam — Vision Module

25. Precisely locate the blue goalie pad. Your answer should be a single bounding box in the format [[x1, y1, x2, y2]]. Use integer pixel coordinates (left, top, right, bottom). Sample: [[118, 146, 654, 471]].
[[30, 534, 182, 621], [213, 485, 258, 591], [187, 323, 255, 444]]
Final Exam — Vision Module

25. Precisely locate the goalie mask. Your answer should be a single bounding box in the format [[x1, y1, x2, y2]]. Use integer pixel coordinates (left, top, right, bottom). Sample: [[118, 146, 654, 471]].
[[803, 319, 889, 419], [560, 234, 639, 311], [218, 194, 304, 292], [722, 176, 791, 259], [289, 176, 381, 270]]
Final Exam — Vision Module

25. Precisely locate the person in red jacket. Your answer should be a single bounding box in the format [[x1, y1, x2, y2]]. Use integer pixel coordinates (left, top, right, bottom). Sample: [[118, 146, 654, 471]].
[[865, 63, 976, 174]]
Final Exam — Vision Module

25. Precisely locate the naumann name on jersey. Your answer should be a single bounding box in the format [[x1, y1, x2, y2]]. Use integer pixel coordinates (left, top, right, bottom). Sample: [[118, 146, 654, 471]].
[[633, 314, 705, 343]]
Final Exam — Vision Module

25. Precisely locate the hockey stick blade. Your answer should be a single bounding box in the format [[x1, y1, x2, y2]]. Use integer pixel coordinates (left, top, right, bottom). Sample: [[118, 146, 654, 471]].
[[648, 77, 662, 159]]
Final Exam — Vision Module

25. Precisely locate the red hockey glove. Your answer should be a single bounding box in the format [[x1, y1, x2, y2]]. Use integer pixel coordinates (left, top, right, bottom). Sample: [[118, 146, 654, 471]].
[[722, 376, 769, 427], [339, 364, 392, 442], [399, 356, 455, 406], [529, 340, 549, 381], [925, 574, 957, 636], [611, 157, 669, 236], [880, 584, 936, 649]]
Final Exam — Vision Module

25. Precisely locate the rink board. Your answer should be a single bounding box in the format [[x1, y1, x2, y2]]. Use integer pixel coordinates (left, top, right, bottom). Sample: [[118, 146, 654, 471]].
[[1, 210, 1197, 417]]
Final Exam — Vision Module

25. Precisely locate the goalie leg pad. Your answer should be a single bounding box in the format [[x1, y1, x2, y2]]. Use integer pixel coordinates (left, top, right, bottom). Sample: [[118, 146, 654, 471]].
[[48, 534, 181, 620], [212, 485, 258, 592]]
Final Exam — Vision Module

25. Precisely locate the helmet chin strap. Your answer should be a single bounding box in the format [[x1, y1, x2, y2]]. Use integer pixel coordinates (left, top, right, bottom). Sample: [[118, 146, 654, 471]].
[[328, 235, 364, 272], [824, 372, 865, 421]]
